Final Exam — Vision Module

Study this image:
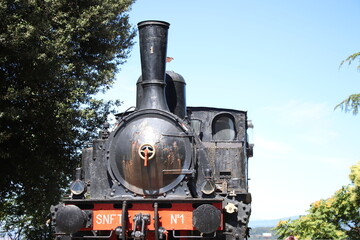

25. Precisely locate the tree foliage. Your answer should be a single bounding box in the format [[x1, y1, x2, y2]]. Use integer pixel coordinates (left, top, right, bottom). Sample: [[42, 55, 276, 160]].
[[336, 51, 360, 115], [274, 161, 360, 239], [0, 0, 136, 238]]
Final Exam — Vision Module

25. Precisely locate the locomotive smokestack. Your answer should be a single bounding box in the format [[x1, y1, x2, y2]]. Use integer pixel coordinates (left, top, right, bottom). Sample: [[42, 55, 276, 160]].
[[137, 20, 170, 111]]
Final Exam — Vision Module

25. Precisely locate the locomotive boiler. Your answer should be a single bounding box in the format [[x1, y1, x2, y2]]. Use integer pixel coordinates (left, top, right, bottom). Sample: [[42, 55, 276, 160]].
[[51, 20, 254, 240]]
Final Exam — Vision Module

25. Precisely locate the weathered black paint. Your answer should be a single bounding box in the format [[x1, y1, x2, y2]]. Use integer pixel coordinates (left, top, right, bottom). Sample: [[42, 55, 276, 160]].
[[137, 20, 169, 111], [193, 204, 221, 234], [137, 71, 187, 119]]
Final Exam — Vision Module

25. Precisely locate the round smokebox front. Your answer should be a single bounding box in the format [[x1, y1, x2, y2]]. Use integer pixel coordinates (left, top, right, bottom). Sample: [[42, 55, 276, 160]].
[[109, 110, 192, 196]]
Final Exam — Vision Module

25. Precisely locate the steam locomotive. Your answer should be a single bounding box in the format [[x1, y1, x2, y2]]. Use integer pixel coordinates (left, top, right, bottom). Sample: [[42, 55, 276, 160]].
[[51, 20, 254, 240]]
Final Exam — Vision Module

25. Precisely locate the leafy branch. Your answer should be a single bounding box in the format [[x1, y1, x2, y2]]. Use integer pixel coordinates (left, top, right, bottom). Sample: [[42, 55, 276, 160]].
[[336, 51, 360, 115], [335, 94, 360, 115], [340, 52, 360, 68]]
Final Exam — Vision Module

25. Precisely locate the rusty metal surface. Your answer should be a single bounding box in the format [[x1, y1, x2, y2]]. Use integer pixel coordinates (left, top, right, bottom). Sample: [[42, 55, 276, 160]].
[[108, 109, 193, 196]]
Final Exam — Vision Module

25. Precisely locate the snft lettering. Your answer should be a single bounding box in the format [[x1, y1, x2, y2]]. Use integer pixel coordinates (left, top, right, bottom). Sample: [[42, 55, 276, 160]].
[[95, 213, 122, 225]]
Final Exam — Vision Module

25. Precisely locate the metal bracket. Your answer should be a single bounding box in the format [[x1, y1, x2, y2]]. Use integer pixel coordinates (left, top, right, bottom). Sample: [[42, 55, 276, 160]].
[[131, 213, 150, 239]]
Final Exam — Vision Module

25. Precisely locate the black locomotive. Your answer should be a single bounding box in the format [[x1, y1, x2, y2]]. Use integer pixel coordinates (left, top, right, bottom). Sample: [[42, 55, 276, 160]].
[[51, 20, 254, 240]]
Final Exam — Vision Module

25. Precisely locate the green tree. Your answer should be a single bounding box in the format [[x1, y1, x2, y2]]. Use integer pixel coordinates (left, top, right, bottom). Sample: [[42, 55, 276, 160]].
[[336, 52, 360, 114], [274, 161, 360, 239], [0, 0, 136, 239]]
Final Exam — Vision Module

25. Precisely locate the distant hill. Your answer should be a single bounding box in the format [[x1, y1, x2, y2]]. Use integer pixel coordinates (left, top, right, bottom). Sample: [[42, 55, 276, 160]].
[[249, 216, 299, 228], [249, 227, 278, 240]]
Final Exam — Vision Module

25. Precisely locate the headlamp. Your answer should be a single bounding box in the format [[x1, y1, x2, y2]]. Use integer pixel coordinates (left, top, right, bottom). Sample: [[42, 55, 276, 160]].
[[70, 180, 86, 195]]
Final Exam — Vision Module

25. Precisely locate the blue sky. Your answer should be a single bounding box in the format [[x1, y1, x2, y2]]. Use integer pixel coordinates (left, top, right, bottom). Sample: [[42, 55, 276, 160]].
[[100, 0, 360, 220]]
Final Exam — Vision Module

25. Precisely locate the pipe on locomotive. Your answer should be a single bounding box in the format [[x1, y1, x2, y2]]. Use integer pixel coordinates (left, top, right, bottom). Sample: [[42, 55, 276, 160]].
[[137, 20, 170, 111]]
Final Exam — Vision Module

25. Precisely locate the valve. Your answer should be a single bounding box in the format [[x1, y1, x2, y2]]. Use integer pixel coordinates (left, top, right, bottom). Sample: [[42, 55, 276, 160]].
[[138, 144, 155, 166]]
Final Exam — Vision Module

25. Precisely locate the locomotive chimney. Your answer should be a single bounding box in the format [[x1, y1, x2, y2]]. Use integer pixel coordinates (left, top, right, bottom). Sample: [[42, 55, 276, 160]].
[[137, 20, 170, 111]]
